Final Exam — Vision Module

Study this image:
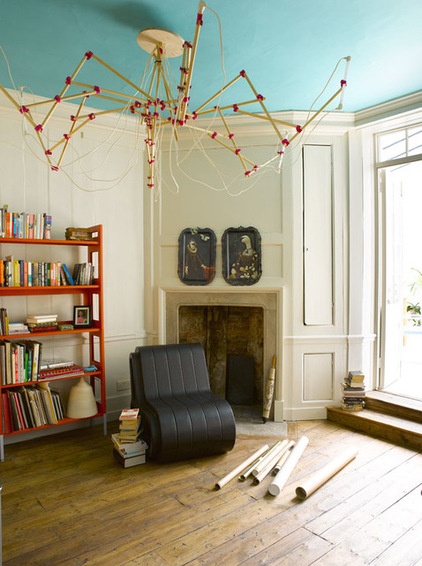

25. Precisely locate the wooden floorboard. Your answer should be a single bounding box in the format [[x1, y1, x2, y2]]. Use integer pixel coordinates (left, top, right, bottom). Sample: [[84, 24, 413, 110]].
[[1, 420, 421, 565]]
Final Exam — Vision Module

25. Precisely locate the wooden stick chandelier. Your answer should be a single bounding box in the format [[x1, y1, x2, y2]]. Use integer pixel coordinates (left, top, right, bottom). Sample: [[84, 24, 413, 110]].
[[0, 1, 350, 189]]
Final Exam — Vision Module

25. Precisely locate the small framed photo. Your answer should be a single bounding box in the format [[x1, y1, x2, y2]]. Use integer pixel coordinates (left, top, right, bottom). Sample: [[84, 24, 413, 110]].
[[178, 227, 216, 285], [73, 305, 91, 328], [222, 226, 262, 285]]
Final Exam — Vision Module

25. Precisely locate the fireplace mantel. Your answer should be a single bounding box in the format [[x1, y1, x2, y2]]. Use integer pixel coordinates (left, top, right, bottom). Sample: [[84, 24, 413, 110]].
[[159, 286, 283, 418]]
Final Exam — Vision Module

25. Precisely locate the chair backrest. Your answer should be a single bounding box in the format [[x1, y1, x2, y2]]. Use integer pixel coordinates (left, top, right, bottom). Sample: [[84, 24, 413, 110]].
[[132, 343, 212, 403]]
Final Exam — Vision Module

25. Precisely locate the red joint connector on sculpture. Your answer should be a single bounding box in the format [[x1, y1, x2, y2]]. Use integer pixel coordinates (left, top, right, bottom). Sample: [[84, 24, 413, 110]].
[[233, 104, 239, 112], [51, 165, 59, 171], [65, 76, 72, 85], [240, 70, 246, 77], [63, 134, 71, 140], [70, 115, 76, 122], [277, 150, 285, 156], [130, 105, 135, 114], [45, 149, 52, 155], [183, 41, 192, 49], [183, 96, 190, 103], [341, 79, 347, 87], [94, 86, 100, 95], [257, 94, 264, 101], [85, 51, 93, 60], [235, 148, 241, 154], [19, 106, 29, 114], [229, 133, 235, 139], [88, 113, 95, 120], [192, 112, 198, 120], [148, 159, 155, 165], [211, 132, 217, 139], [180, 67, 188, 75], [196, 13, 203, 25], [296, 125, 302, 133], [54, 95, 61, 103], [282, 138, 290, 146], [35, 124, 43, 132]]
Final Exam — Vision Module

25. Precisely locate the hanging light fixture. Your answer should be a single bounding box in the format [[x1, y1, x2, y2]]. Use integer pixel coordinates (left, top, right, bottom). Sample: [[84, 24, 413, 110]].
[[0, 2, 350, 188]]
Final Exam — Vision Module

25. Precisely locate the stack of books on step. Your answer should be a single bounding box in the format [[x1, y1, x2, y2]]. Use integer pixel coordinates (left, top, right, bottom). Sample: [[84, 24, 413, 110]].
[[341, 371, 366, 411], [112, 408, 147, 467]]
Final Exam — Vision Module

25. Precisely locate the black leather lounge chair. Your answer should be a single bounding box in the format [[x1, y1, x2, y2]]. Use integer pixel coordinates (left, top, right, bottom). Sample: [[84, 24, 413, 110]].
[[129, 342, 236, 462]]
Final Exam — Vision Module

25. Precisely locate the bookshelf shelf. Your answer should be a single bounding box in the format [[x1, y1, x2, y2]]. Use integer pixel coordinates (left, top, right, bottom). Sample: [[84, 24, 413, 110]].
[[0, 224, 107, 461]]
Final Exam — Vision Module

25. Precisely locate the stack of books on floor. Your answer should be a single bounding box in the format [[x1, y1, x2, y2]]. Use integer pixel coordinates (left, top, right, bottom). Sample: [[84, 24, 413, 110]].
[[341, 370, 366, 411], [112, 408, 148, 468]]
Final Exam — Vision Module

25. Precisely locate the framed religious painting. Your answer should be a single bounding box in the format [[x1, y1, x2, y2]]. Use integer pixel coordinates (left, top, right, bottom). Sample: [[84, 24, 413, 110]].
[[178, 227, 217, 285], [222, 226, 262, 285]]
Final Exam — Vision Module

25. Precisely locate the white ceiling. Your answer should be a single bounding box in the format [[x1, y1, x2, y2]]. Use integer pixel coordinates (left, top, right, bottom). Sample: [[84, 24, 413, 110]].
[[0, 0, 421, 115]]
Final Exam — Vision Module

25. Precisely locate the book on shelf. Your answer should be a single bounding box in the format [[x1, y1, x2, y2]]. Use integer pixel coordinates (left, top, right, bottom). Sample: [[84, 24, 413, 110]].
[[0, 307, 9, 335], [0, 259, 81, 288], [72, 262, 94, 285], [0, 206, 52, 240], [26, 314, 58, 324], [60, 263, 75, 285], [39, 359, 74, 370], [113, 448, 146, 468], [3, 383, 65, 431], [7, 322, 30, 335], [39, 364, 85, 380], [0, 339, 42, 384]]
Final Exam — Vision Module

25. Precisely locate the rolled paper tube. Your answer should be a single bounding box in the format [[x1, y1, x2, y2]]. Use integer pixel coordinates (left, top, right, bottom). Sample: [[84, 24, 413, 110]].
[[252, 440, 287, 477], [215, 444, 269, 489], [262, 354, 277, 422], [239, 453, 267, 481], [268, 435, 309, 496], [295, 446, 358, 500], [253, 442, 292, 485], [273, 440, 295, 474]]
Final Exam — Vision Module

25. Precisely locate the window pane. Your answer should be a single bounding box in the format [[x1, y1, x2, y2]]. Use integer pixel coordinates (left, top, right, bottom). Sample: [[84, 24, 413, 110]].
[[408, 126, 422, 156], [378, 130, 406, 162]]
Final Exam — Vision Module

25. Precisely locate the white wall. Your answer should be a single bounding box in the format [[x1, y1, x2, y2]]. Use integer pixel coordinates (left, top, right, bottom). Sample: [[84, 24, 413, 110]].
[[0, 90, 146, 427], [144, 111, 355, 420]]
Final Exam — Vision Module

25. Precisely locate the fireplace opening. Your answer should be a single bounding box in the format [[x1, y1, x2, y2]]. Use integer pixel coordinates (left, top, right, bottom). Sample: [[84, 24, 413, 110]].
[[178, 305, 264, 403]]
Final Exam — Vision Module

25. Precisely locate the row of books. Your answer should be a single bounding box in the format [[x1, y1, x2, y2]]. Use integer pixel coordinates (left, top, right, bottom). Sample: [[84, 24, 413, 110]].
[[340, 370, 366, 411], [0, 259, 92, 287], [112, 408, 147, 468], [0, 206, 52, 240], [0, 339, 42, 384], [0, 336, 86, 385], [2, 382, 64, 433]]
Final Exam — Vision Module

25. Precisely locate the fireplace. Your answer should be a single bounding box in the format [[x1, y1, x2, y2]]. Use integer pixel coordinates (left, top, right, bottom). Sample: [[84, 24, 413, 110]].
[[163, 289, 281, 410]]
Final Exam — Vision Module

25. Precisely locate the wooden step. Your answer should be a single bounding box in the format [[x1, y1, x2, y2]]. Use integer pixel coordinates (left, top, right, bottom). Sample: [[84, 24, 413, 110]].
[[326, 406, 422, 451], [365, 390, 422, 423]]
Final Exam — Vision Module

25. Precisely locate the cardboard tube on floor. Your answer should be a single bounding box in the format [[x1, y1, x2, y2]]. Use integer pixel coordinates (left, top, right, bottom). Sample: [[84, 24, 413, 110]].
[[253, 442, 291, 485], [268, 435, 309, 496], [251, 440, 286, 477], [295, 446, 358, 500], [215, 444, 269, 489]]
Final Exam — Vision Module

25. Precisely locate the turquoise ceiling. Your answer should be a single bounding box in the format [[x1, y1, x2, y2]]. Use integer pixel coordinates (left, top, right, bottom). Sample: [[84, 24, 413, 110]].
[[0, 0, 421, 114]]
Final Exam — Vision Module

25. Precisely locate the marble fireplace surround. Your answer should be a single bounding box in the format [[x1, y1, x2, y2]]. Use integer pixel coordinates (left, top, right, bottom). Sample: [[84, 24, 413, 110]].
[[162, 287, 282, 402]]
